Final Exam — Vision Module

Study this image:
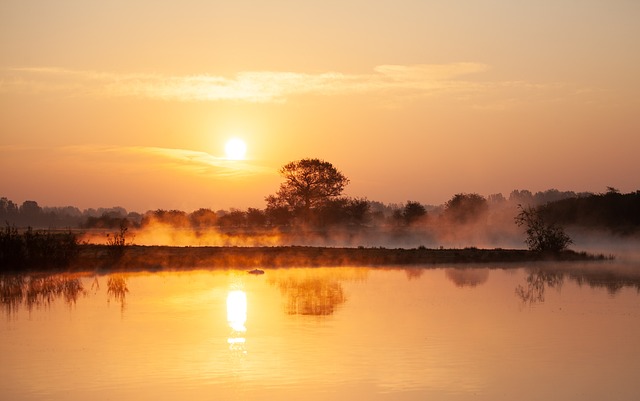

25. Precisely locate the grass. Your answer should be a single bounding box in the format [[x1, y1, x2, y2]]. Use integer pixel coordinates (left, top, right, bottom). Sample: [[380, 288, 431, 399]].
[[0, 226, 80, 271], [1, 226, 606, 273]]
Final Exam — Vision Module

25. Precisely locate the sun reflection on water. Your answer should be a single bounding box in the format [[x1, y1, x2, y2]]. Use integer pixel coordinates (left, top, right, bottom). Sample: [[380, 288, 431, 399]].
[[227, 290, 247, 346]]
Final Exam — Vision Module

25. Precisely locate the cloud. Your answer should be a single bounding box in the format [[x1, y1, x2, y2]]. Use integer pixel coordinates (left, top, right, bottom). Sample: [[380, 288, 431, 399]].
[[2, 63, 504, 103], [0, 144, 273, 179], [128, 146, 272, 177]]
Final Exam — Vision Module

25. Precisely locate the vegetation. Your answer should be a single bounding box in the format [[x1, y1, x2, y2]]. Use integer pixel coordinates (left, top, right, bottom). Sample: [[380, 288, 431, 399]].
[[70, 245, 602, 272], [1, 158, 638, 270], [0, 225, 80, 271], [265, 158, 350, 224], [538, 188, 640, 235], [105, 221, 133, 261], [444, 193, 488, 224], [515, 205, 573, 252], [3, 186, 638, 238], [393, 201, 427, 225]]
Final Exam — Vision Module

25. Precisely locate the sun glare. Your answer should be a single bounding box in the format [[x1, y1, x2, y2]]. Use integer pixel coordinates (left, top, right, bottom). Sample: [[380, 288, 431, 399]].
[[225, 138, 247, 160], [227, 290, 247, 332]]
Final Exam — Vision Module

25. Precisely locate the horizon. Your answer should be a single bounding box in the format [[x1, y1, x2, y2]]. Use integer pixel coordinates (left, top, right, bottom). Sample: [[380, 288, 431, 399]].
[[1, 186, 611, 215], [2, 1, 639, 212]]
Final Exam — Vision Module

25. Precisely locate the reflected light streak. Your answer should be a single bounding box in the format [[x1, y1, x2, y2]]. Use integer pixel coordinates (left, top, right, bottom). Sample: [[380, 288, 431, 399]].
[[227, 290, 247, 345]]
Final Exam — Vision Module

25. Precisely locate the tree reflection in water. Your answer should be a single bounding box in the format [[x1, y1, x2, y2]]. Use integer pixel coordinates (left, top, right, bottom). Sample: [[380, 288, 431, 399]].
[[515, 269, 564, 304], [0, 274, 86, 315], [445, 268, 490, 288], [269, 271, 353, 316], [107, 275, 129, 312], [515, 263, 640, 305], [403, 268, 424, 280], [278, 277, 346, 315]]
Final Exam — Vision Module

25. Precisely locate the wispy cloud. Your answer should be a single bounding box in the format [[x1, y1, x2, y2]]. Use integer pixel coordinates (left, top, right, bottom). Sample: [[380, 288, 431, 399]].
[[2, 63, 503, 103], [127, 146, 272, 177], [0, 144, 273, 179]]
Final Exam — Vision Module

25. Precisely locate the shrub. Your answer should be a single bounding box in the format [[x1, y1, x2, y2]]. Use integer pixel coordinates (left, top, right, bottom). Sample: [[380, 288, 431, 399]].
[[515, 205, 573, 252], [0, 225, 80, 271]]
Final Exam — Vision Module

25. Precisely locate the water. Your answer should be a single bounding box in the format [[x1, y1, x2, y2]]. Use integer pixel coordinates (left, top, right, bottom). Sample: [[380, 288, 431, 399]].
[[1, 262, 639, 400]]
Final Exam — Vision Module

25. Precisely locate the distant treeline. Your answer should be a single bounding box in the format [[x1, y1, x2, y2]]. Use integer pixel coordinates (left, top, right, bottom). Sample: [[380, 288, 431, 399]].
[[2, 188, 639, 235], [0, 198, 141, 229], [539, 189, 640, 235]]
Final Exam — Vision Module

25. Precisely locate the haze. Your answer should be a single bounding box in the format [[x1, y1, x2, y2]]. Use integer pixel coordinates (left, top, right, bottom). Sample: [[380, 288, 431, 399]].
[[1, 1, 639, 212]]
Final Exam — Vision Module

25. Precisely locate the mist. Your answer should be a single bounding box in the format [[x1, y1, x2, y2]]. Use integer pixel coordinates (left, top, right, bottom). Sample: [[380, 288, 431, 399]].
[[4, 188, 638, 263]]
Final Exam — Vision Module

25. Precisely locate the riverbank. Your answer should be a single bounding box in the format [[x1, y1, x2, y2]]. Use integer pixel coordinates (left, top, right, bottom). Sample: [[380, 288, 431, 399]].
[[58, 245, 606, 273]]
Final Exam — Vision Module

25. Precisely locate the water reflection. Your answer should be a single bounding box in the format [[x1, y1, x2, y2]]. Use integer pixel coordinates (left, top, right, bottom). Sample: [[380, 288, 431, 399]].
[[515, 269, 564, 304], [0, 273, 132, 316], [0, 275, 25, 315], [445, 268, 490, 287], [107, 275, 129, 312], [567, 265, 640, 295], [273, 275, 346, 316], [2, 265, 640, 400], [227, 290, 247, 346], [515, 262, 640, 304], [403, 267, 425, 280], [0, 273, 86, 315]]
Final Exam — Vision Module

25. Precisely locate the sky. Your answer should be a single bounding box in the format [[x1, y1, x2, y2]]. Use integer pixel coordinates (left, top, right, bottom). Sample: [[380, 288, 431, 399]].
[[1, 0, 639, 212]]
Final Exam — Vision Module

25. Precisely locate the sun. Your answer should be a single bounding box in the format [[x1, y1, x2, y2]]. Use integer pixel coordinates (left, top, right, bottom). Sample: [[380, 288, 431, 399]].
[[225, 138, 247, 160]]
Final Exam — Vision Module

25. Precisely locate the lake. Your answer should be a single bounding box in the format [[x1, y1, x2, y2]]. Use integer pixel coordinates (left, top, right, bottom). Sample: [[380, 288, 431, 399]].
[[1, 261, 639, 400]]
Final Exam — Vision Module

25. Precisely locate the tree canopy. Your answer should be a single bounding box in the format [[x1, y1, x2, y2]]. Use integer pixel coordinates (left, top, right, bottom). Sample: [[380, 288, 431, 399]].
[[444, 193, 488, 223], [266, 158, 350, 221]]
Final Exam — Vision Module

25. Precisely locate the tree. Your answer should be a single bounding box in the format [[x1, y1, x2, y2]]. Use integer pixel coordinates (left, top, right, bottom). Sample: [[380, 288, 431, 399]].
[[189, 208, 218, 229], [345, 198, 371, 226], [402, 201, 427, 225], [514, 205, 573, 252], [444, 193, 488, 224], [217, 209, 246, 228], [392, 201, 427, 226], [266, 158, 350, 222], [246, 208, 267, 227]]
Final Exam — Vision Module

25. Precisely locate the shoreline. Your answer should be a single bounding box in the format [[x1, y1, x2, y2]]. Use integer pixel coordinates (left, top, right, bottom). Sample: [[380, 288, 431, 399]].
[[63, 245, 606, 273]]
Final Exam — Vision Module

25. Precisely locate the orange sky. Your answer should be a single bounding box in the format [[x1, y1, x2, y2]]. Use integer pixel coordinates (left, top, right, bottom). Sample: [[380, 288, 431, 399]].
[[1, 1, 639, 212]]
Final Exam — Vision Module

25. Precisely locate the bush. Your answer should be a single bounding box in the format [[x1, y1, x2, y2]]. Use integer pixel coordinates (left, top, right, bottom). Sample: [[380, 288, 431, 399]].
[[106, 222, 133, 261], [0, 225, 80, 271], [515, 205, 573, 252]]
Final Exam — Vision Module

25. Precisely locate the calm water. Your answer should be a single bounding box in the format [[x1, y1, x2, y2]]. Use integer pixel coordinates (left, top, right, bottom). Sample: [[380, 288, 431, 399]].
[[1, 262, 639, 401]]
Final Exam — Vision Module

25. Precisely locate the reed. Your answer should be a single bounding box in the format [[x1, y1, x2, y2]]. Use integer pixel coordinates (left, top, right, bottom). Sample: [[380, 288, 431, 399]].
[[0, 225, 80, 271]]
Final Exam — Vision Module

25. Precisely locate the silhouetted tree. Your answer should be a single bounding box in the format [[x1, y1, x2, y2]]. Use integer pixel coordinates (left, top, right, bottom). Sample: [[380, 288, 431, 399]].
[[444, 193, 488, 224], [265, 205, 293, 226], [217, 209, 246, 228], [538, 189, 640, 235], [315, 198, 350, 226], [487, 193, 506, 204], [189, 208, 218, 229], [246, 208, 267, 227], [345, 198, 371, 226], [83, 213, 131, 229], [266, 158, 350, 223], [402, 201, 427, 225], [515, 205, 573, 252], [509, 189, 534, 205], [142, 209, 190, 227]]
